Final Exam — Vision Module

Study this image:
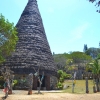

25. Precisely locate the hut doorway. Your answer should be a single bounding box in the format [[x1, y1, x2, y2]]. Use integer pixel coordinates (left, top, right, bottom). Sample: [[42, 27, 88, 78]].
[[37, 75, 45, 88]]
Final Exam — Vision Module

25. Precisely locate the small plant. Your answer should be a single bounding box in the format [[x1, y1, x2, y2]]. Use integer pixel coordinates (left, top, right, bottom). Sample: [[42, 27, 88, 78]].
[[66, 74, 72, 79], [57, 82, 63, 89], [0, 76, 4, 81], [59, 77, 64, 83], [12, 80, 18, 87], [57, 70, 67, 89]]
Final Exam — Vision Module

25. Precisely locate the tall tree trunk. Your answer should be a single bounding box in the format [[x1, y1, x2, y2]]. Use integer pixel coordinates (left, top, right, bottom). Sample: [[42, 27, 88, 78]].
[[96, 75, 100, 92], [93, 74, 96, 93]]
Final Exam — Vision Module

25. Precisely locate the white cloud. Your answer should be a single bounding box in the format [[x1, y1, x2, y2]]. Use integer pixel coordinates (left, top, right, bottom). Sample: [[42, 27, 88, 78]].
[[68, 22, 89, 43]]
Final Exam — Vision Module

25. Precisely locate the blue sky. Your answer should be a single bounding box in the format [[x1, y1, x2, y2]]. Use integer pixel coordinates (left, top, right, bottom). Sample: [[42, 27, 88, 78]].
[[0, 0, 100, 54]]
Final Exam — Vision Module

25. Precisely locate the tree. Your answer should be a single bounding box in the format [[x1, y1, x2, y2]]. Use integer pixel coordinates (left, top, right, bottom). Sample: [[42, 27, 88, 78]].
[[0, 14, 18, 64], [68, 51, 92, 65], [53, 54, 67, 71], [86, 58, 100, 92], [97, 53, 100, 59], [85, 48, 100, 59], [83, 44, 88, 52], [53, 52, 92, 75], [92, 59, 100, 92], [88, 0, 100, 13]]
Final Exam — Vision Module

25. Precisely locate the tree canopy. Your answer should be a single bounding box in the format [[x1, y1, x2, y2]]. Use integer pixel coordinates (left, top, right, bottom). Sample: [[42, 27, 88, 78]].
[[85, 48, 100, 59], [53, 51, 92, 71], [88, 0, 100, 13], [0, 14, 18, 64]]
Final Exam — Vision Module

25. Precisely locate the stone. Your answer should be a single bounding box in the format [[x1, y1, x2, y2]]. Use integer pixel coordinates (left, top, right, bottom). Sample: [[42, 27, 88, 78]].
[[63, 84, 69, 90]]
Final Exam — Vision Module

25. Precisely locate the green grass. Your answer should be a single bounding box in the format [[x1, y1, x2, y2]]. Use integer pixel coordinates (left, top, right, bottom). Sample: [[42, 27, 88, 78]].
[[62, 80, 98, 94]]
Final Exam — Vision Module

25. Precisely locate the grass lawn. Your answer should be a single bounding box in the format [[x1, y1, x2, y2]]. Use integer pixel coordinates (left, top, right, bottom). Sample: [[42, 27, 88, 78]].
[[62, 80, 96, 94]]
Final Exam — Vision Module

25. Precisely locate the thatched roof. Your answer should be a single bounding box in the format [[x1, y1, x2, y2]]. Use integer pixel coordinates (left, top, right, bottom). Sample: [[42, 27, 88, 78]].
[[3, 0, 57, 76]]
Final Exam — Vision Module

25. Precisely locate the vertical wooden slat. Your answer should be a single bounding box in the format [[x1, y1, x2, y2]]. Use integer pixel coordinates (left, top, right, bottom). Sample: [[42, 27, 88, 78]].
[[33, 76, 37, 90], [45, 75, 50, 90]]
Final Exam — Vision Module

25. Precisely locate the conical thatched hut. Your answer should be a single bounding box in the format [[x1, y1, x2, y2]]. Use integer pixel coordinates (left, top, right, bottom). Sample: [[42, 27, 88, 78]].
[[3, 0, 57, 90]]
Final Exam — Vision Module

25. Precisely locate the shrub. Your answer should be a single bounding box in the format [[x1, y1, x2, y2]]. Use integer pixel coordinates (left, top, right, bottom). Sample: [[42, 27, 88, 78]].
[[66, 74, 72, 79], [57, 82, 63, 90], [12, 80, 18, 87], [59, 77, 64, 83], [57, 70, 68, 89], [0, 76, 4, 81]]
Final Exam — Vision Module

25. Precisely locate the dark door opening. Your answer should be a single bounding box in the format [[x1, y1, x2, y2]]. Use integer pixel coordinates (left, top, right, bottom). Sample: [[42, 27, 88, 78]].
[[37, 75, 45, 87]]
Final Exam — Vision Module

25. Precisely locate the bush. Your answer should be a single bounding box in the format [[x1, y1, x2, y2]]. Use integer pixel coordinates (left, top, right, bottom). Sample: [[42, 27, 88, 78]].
[[0, 84, 4, 89], [12, 80, 18, 87], [57, 70, 68, 82], [57, 70, 68, 90], [0, 76, 4, 81], [0, 76, 4, 89], [57, 82, 63, 90], [66, 74, 72, 79], [59, 77, 64, 83]]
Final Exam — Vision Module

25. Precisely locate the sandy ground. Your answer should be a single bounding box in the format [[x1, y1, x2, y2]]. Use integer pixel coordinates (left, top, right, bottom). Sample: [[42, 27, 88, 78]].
[[0, 90, 100, 100]]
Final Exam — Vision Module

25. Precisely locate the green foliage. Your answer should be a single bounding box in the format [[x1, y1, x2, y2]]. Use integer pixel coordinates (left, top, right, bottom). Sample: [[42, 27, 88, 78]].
[[12, 80, 18, 87], [57, 70, 67, 81], [54, 52, 92, 72], [0, 14, 18, 64], [97, 53, 100, 59], [68, 66, 75, 71], [57, 82, 63, 89], [59, 77, 64, 83], [68, 52, 92, 63], [0, 76, 4, 89], [66, 59, 73, 65], [57, 70, 67, 89], [92, 59, 100, 74], [86, 58, 100, 74], [86, 62, 93, 72], [66, 74, 72, 79], [0, 76, 4, 81], [57, 70, 63, 78], [53, 54, 67, 71], [20, 78, 26, 83], [85, 48, 100, 58]]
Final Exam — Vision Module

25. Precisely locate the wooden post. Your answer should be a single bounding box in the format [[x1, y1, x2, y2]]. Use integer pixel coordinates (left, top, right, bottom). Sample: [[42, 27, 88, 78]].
[[33, 76, 37, 90], [72, 83, 74, 93], [86, 77, 89, 93], [72, 72, 76, 93], [45, 76, 50, 90], [27, 73, 33, 95]]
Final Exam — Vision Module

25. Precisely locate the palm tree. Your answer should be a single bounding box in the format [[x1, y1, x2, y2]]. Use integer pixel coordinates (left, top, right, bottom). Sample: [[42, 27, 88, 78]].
[[86, 57, 100, 92], [92, 59, 100, 92]]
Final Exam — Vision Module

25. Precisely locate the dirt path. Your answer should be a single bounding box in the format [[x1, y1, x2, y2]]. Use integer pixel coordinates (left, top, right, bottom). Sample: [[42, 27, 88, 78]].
[[0, 92, 100, 100]]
